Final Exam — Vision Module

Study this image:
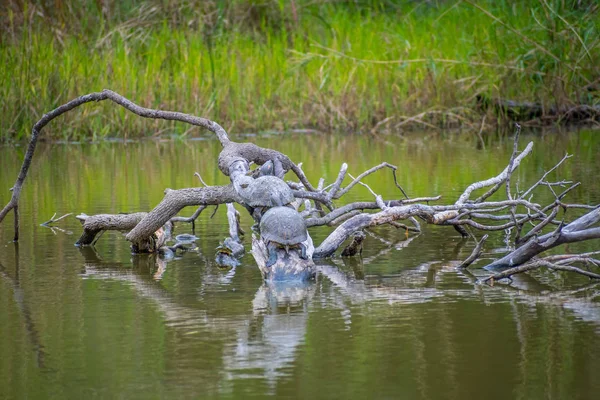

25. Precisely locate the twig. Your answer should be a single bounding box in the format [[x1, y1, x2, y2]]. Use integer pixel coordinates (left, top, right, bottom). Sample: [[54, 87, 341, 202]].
[[326, 163, 348, 201], [504, 123, 521, 203], [170, 205, 207, 232], [458, 234, 489, 269], [520, 153, 572, 199], [457, 141, 533, 204], [194, 172, 210, 187], [334, 162, 400, 199], [40, 212, 72, 227], [504, 124, 521, 241], [484, 259, 600, 284], [516, 206, 560, 245]]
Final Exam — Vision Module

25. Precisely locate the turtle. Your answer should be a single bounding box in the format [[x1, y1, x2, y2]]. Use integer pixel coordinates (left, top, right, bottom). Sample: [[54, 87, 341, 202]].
[[259, 206, 309, 268], [237, 175, 295, 221], [215, 237, 244, 268]]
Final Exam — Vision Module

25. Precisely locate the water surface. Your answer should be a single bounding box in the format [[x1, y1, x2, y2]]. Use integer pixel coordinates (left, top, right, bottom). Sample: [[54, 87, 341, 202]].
[[1, 130, 600, 399]]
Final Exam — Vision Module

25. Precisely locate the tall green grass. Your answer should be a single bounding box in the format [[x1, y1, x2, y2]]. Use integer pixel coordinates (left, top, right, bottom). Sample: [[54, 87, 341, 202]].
[[0, 0, 598, 141]]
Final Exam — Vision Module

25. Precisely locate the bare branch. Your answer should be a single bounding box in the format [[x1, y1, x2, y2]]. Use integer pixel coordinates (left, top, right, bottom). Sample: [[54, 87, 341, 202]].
[[1, 89, 232, 241], [484, 259, 600, 284], [516, 206, 559, 245], [456, 141, 533, 205], [504, 124, 521, 237], [306, 197, 440, 228], [226, 203, 244, 243], [458, 234, 489, 269], [126, 185, 241, 246], [504, 124, 521, 203], [334, 162, 403, 199], [76, 212, 148, 246], [40, 212, 73, 227], [169, 205, 207, 232], [485, 207, 600, 270], [194, 172, 210, 187], [314, 204, 436, 258], [521, 153, 571, 202], [326, 163, 348, 201]]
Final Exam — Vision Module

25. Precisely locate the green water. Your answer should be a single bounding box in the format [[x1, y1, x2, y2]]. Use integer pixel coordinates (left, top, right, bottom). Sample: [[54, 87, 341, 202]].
[[1, 131, 600, 399]]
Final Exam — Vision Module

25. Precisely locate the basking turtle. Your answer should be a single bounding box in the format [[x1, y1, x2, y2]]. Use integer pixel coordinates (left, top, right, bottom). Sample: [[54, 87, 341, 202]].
[[238, 176, 295, 221], [215, 237, 245, 268], [259, 206, 309, 267]]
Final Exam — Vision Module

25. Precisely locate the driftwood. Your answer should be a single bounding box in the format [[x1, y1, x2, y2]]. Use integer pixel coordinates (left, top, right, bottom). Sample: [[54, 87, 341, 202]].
[[2, 90, 599, 284], [477, 94, 600, 123]]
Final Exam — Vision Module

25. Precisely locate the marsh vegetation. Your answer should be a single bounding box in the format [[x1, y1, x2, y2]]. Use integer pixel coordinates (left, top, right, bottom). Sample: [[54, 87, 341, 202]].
[[1, 0, 599, 141]]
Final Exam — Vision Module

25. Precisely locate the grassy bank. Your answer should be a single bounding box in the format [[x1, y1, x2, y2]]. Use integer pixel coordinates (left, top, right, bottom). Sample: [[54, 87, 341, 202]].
[[1, 0, 598, 141]]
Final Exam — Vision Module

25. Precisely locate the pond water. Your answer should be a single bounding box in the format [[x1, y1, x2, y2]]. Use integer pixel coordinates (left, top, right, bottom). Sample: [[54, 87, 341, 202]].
[[1, 130, 600, 399]]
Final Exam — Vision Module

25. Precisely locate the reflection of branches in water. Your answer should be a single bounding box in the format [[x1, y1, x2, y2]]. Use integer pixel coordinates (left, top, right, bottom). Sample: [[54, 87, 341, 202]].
[[364, 229, 419, 262], [79, 251, 313, 392], [0, 245, 47, 369], [316, 258, 600, 328]]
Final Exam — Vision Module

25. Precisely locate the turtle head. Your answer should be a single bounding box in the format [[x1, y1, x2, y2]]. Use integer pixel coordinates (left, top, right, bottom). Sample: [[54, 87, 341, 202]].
[[258, 160, 274, 177], [234, 175, 254, 192]]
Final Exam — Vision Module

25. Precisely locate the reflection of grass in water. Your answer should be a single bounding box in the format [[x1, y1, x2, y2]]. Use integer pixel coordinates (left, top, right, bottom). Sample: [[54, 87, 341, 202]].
[[1, 1, 598, 141], [1, 130, 598, 237]]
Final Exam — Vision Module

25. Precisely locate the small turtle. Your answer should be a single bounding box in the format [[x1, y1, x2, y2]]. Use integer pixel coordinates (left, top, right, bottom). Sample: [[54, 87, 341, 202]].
[[259, 206, 309, 268], [237, 175, 295, 221]]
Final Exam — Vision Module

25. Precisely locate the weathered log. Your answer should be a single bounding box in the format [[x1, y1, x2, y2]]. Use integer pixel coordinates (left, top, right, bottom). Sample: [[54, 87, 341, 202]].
[[251, 234, 315, 281], [126, 185, 240, 247], [76, 212, 148, 246], [314, 204, 436, 258], [484, 207, 600, 271]]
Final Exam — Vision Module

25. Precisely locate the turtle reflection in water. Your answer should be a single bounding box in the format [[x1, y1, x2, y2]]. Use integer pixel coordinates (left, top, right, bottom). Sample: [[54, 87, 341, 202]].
[[159, 233, 199, 259], [259, 206, 309, 268]]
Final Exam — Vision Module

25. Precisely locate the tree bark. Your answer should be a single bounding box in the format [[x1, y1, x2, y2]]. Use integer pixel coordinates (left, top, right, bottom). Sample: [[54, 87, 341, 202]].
[[126, 185, 240, 247]]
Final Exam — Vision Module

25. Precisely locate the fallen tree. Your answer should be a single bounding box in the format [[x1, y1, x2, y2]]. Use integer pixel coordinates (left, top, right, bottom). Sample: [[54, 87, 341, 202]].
[[1, 90, 599, 284]]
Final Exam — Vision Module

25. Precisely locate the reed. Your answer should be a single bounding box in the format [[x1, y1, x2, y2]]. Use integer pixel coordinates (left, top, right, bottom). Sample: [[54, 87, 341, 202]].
[[0, 0, 598, 141]]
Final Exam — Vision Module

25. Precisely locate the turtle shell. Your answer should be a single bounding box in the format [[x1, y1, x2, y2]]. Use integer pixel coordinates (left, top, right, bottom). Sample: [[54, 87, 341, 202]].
[[260, 206, 308, 245], [244, 176, 294, 207]]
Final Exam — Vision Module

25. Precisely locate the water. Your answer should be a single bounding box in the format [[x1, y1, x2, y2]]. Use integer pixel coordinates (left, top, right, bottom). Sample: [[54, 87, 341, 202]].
[[1, 130, 600, 399]]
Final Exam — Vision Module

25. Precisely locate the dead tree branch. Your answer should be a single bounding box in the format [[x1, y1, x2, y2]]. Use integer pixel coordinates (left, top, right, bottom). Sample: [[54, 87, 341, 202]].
[[484, 207, 600, 271], [1, 89, 316, 243], [126, 185, 240, 247], [484, 258, 600, 285], [40, 212, 73, 227], [314, 204, 436, 258], [458, 235, 489, 269]]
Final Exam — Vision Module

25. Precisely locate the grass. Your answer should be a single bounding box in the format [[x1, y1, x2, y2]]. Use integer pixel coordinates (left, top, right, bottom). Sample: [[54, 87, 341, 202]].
[[0, 0, 598, 141]]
